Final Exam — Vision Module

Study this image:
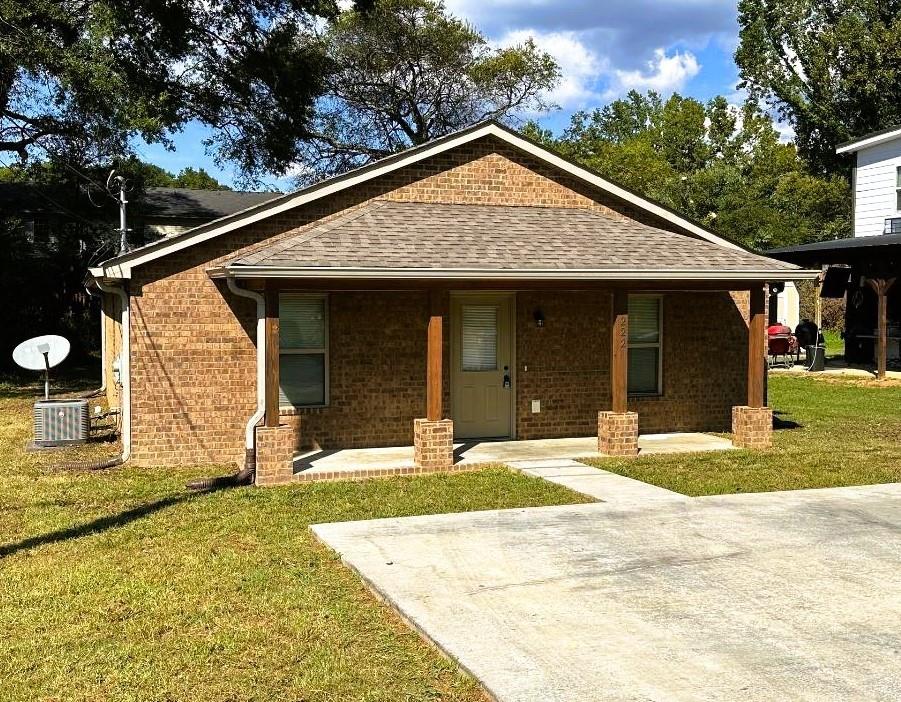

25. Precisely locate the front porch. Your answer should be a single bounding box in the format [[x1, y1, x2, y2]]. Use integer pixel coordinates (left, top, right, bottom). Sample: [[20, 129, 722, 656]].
[[290, 433, 736, 482], [246, 283, 776, 486]]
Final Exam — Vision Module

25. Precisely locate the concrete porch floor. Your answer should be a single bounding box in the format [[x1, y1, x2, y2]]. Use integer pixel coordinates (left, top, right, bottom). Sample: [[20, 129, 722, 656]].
[[293, 433, 734, 480]]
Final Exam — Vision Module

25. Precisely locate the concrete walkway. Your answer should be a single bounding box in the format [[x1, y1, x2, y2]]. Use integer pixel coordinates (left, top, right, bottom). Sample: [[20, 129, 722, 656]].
[[507, 458, 686, 504], [294, 433, 733, 480], [313, 483, 901, 702]]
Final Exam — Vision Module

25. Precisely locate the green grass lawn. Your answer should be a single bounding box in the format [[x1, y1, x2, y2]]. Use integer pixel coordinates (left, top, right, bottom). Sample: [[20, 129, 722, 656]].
[[822, 328, 845, 358], [584, 374, 901, 496], [0, 375, 589, 702]]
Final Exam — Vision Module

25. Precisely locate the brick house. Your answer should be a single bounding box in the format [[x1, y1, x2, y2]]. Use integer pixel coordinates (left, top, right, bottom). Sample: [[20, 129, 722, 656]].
[[88, 121, 817, 485]]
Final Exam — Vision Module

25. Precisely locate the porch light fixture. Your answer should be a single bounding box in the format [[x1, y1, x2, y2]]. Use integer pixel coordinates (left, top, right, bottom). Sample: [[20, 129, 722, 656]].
[[533, 308, 545, 328]]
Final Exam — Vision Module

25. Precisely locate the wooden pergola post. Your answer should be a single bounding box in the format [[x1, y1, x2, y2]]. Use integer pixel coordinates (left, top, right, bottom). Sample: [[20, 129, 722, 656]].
[[610, 289, 629, 413], [426, 307, 443, 421], [747, 284, 766, 408], [866, 277, 897, 380], [264, 282, 280, 427]]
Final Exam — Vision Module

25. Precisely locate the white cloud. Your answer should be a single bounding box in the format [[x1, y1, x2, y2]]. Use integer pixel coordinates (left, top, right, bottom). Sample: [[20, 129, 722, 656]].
[[605, 48, 700, 98], [496, 29, 607, 108], [773, 120, 795, 144]]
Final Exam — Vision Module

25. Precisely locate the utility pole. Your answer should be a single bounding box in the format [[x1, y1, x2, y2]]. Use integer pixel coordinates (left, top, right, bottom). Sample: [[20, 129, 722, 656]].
[[106, 170, 131, 254]]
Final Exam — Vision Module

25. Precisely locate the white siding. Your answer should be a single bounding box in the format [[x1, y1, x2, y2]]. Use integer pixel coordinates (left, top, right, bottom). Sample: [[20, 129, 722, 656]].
[[776, 282, 800, 329], [853, 139, 901, 237]]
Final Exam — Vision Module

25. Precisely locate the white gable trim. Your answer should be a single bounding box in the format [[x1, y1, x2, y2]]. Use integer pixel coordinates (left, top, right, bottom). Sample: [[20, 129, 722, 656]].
[[91, 122, 744, 280], [836, 127, 901, 154]]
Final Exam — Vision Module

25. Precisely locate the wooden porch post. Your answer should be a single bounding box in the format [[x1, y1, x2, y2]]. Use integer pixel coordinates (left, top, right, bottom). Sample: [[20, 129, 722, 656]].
[[611, 290, 629, 413], [866, 277, 897, 380], [426, 291, 443, 421], [264, 282, 280, 427], [748, 284, 766, 408]]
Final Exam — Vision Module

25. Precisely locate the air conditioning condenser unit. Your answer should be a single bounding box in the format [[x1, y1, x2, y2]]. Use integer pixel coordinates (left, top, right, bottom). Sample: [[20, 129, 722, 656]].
[[33, 399, 89, 447]]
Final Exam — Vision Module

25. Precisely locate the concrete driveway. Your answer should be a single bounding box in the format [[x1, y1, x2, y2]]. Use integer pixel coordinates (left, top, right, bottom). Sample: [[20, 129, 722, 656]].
[[312, 482, 901, 702]]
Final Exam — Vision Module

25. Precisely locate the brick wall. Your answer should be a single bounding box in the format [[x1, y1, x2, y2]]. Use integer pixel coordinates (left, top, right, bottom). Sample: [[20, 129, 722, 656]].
[[516, 290, 749, 438], [516, 291, 611, 438], [284, 291, 431, 449], [124, 134, 750, 466], [633, 291, 749, 434]]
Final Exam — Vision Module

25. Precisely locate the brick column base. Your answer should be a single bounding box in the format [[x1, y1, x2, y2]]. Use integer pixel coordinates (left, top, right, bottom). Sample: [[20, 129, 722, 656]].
[[413, 418, 454, 471], [255, 424, 296, 486], [598, 411, 639, 457], [732, 406, 773, 450]]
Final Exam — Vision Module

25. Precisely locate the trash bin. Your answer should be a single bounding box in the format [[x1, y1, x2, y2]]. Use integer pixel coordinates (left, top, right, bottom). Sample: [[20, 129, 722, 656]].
[[805, 345, 825, 372]]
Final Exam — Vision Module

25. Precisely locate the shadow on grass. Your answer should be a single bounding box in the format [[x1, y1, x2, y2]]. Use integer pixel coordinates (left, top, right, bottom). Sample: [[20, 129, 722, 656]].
[[0, 483, 233, 559], [773, 411, 802, 431]]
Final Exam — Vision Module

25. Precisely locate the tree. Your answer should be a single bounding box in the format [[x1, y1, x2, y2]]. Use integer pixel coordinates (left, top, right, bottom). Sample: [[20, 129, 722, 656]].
[[0, 0, 348, 181], [735, 0, 901, 173], [299, 0, 560, 179], [528, 90, 850, 251], [172, 167, 231, 190], [111, 159, 230, 190]]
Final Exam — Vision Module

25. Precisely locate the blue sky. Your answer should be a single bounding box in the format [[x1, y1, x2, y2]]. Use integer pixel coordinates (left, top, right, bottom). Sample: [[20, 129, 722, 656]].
[[137, 0, 743, 190]]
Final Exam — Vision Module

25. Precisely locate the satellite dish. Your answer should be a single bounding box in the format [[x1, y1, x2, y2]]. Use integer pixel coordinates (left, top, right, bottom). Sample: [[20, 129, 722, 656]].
[[13, 335, 70, 370], [12, 335, 70, 399]]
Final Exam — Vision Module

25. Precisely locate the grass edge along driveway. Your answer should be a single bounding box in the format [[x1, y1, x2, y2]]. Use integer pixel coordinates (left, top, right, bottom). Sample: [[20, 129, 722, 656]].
[[0, 378, 590, 702], [583, 375, 901, 496]]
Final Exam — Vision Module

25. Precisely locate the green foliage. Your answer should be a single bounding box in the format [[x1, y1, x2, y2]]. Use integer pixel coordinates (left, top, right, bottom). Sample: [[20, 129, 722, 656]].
[[114, 158, 231, 190], [301, 0, 560, 179], [532, 90, 850, 250], [171, 167, 230, 190], [0, 211, 112, 365], [736, 0, 901, 173], [0, 0, 346, 181]]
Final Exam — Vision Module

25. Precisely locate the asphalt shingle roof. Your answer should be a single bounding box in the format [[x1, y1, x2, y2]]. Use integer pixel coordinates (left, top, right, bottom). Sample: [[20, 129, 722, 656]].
[[229, 201, 798, 273], [140, 187, 279, 220]]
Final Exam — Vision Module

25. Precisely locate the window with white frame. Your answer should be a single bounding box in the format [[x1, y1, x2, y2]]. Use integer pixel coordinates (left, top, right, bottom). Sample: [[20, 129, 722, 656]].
[[628, 295, 662, 395], [896, 166, 901, 211], [279, 293, 328, 407]]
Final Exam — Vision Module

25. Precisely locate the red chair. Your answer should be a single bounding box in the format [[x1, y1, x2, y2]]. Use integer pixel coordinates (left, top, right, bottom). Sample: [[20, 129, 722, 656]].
[[767, 324, 795, 369]]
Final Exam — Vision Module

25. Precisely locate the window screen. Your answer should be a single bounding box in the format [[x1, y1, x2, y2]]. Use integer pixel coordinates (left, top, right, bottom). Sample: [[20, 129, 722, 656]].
[[628, 296, 662, 395], [896, 167, 901, 211], [280, 295, 326, 349], [279, 294, 327, 406], [461, 305, 498, 371]]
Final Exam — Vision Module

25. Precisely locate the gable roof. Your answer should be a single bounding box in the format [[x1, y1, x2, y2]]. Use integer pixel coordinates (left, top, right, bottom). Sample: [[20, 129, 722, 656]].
[[90, 121, 753, 281], [139, 187, 279, 220], [207, 201, 809, 281], [836, 125, 901, 154]]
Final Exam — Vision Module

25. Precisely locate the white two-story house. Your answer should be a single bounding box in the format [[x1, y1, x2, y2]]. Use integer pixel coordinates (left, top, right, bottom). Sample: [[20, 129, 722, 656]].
[[769, 128, 901, 377]]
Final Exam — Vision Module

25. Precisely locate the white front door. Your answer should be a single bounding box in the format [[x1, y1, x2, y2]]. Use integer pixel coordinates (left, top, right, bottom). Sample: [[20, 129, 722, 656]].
[[451, 293, 514, 439]]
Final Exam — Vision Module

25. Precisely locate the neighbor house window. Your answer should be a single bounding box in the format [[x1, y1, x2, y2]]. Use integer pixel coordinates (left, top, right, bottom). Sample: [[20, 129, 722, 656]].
[[279, 293, 328, 407], [628, 295, 662, 396], [896, 166, 901, 211]]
